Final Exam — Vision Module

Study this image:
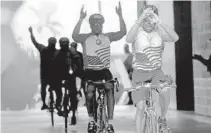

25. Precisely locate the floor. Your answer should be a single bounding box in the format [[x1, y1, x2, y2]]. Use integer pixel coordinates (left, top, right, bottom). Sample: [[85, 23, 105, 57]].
[[1, 105, 211, 133]]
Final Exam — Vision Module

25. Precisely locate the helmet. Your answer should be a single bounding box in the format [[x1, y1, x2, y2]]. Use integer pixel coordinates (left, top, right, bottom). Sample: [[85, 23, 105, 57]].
[[59, 37, 69, 44], [48, 37, 57, 44], [141, 5, 159, 16], [70, 42, 77, 48], [59, 37, 69, 49], [89, 14, 105, 25]]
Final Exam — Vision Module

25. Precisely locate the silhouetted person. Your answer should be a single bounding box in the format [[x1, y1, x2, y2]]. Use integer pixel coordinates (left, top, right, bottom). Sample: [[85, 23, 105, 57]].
[[54, 38, 83, 124], [28, 27, 57, 110], [72, 2, 126, 132], [193, 54, 211, 74], [123, 44, 133, 105], [69, 42, 84, 125], [53, 37, 74, 112]]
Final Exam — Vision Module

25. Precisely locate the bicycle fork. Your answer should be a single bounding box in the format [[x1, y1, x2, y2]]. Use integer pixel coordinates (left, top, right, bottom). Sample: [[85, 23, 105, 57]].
[[96, 90, 107, 133], [143, 89, 158, 133]]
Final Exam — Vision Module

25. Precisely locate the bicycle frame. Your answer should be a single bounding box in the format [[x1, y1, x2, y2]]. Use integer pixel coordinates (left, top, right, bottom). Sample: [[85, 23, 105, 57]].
[[126, 83, 175, 133], [96, 87, 107, 132], [86, 78, 119, 133], [48, 88, 54, 126], [63, 87, 70, 132], [143, 88, 158, 133]]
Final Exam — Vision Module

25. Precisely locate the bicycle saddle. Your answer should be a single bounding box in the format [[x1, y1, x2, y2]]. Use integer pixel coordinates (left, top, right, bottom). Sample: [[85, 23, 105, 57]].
[[144, 78, 153, 84]]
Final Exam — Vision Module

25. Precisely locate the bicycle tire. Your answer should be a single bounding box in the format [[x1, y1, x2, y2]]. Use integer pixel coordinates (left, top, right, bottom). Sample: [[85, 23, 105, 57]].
[[150, 112, 157, 133], [143, 112, 150, 133], [65, 115, 68, 131], [51, 111, 54, 126], [102, 105, 107, 133], [94, 95, 98, 122], [63, 93, 69, 131], [49, 91, 54, 126]]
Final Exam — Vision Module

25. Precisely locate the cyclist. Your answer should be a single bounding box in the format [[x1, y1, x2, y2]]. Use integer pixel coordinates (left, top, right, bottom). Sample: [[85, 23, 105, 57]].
[[53, 37, 80, 115], [123, 43, 133, 105], [28, 27, 57, 110], [69, 42, 84, 124], [126, 5, 179, 133], [72, 2, 126, 133]]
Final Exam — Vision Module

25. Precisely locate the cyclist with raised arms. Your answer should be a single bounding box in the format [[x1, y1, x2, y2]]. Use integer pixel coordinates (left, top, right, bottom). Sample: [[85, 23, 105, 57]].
[[126, 5, 179, 133], [72, 2, 126, 133]]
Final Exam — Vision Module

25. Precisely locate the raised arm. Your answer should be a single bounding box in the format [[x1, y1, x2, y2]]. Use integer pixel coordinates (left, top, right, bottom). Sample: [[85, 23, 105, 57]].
[[157, 23, 179, 43], [28, 27, 45, 52], [193, 54, 208, 66], [153, 14, 179, 43], [72, 6, 89, 44], [125, 22, 141, 43], [105, 2, 127, 42], [126, 8, 152, 43]]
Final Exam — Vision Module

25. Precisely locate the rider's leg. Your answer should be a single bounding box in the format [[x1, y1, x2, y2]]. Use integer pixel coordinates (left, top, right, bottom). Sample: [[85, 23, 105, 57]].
[[132, 69, 153, 133], [133, 88, 149, 133], [105, 82, 114, 123], [86, 83, 96, 121], [40, 78, 48, 110], [54, 81, 63, 109], [153, 70, 171, 129], [86, 83, 97, 132], [67, 75, 77, 110], [153, 70, 171, 119], [159, 87, 170, 119], [135, 101, 146, 133]]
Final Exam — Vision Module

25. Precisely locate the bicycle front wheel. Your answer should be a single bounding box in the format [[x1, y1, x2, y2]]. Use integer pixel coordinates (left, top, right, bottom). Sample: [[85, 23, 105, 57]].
[[51, 111, 54, 126], [150, 113, 158, 133], [65, 116, 68, 131]]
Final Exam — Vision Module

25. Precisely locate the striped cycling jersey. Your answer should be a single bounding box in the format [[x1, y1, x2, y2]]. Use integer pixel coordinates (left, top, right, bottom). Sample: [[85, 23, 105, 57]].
[[83, 34, 111, 70], [132, 29, 164, 71]]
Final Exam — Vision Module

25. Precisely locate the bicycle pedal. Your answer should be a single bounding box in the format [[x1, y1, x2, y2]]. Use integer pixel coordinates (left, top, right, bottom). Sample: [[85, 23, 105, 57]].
[[160, 128, 171, 133]]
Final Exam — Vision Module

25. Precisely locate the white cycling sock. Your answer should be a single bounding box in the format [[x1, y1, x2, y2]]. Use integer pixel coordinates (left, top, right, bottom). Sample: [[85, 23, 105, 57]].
[[89, 117, 94, 122], [108, 119, 113, 124], [76, 77, 81, 90]]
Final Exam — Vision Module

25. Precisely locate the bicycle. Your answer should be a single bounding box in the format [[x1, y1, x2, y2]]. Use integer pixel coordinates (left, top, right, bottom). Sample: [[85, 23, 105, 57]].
[[125, 82, 176, 133], [86, 78, 119, 133], [60, 74, 78, 132], [47, 87, 55, 127], [58, 79, 72, 132]]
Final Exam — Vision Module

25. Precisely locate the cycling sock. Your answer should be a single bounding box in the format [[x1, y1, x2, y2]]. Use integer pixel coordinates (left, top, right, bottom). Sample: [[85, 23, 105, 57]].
[[89, 117, 94, 122], [159, 116, 166, 120], [108, 119, 113, 124]]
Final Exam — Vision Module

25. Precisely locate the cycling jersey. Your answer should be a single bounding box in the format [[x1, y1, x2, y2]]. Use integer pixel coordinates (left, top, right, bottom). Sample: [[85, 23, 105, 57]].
[[83, 34, 111, 70], [132, 28, 164, 71]]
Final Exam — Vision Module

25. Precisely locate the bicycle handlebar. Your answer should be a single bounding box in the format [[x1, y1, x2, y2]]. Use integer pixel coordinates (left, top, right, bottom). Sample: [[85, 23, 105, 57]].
[[125, 84, 177, 92], [86, 78, 120, 92]]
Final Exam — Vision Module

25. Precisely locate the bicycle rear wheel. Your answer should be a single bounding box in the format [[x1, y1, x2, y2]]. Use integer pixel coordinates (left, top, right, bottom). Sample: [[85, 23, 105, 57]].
[[49, 91, 54, 126]]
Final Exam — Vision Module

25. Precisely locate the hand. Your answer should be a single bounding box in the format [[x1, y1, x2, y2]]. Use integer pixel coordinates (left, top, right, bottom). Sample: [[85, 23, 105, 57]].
[[115, 1, 122, 17], [137, 8, 154, 24], [193, 54, 201, 59], [165, 75, 173, 85], [159, 75, 173, 85], [150, 12, 162, 25], [80, 5, 87, 20], [28, 27, 33, 33]]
